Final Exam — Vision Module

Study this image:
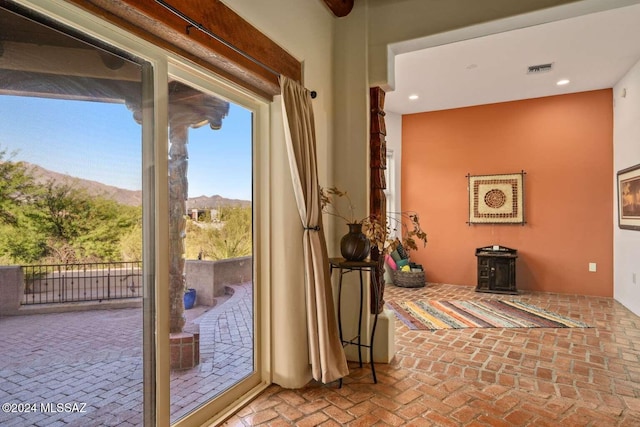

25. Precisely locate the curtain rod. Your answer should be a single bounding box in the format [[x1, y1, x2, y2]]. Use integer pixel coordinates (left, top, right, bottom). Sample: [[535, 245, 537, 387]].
[[154, 0, 317, 98]]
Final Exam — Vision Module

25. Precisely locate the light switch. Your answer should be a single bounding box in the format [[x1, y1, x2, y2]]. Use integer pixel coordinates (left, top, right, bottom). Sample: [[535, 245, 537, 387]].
[[589, 263, 597, 272]]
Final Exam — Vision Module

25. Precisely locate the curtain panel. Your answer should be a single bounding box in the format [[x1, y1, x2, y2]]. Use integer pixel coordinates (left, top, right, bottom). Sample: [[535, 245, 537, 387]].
[[279, 75, 348, 383]]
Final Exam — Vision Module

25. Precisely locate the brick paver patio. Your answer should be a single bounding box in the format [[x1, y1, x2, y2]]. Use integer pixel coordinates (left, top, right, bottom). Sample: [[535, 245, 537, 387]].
[[0, 282, 252, 427], [171, 282, 253, 421]]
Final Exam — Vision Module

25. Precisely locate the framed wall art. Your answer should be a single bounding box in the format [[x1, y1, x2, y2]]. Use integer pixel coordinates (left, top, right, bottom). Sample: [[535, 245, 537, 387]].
[[617, 163, 640, 231], [468, 171, 525, 225]]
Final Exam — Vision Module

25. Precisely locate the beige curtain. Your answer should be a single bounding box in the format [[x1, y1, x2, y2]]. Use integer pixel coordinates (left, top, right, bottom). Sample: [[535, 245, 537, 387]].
[[280, 75, 348, 383]]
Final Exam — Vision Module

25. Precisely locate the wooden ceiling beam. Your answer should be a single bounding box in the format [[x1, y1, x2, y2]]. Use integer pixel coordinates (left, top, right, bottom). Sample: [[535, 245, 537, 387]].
[[65, 0, 302, 99], [321, 0, 354, 17]]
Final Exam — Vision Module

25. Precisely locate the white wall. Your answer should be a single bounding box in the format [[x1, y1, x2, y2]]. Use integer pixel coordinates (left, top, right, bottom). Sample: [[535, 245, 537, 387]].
[[332, 2, 369, 245], [613, 59, 640, 316], [222, 0, 335, 388]]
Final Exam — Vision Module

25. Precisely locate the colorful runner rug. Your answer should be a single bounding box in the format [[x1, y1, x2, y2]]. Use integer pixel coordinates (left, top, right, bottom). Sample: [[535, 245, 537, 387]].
[[386, 300, 591, 330]]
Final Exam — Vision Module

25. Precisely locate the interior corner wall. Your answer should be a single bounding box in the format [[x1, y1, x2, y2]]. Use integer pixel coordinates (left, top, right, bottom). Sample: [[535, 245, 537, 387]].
[[613, 59, 640, 316], [402, 90, 613, 296], [332, 1, 369, 225]]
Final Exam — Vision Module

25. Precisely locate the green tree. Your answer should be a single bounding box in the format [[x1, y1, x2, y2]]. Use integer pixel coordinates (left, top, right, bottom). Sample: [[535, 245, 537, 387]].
[[0, 148, 44, 263], [75, 197, 141, 262], [197, 210, 211, 222], [214, 206, 252, 257], [0, 220, 47, 264], [119, 221, 142, 261], [0, 147, 35, 225], [23, 180, 141, 263], [185, 206, 252, 260], [34, 181, 87, 239], [0, 152, 143, 265]]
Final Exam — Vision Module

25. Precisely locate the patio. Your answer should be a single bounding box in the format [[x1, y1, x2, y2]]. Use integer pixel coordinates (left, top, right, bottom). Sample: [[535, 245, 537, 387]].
[[0, 282, 253, 427]]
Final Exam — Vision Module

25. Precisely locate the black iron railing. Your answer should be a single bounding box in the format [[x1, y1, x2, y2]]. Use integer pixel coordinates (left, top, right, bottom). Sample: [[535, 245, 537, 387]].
[[21, 261, 142, 305]]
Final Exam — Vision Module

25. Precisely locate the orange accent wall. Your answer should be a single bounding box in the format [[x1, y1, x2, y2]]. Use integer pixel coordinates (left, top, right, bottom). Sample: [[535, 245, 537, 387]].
[[402, 90, 613, 296]]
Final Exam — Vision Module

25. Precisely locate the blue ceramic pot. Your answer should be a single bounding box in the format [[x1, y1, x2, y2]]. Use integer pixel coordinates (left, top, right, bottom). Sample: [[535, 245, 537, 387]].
[[183, 288, 196, 310]]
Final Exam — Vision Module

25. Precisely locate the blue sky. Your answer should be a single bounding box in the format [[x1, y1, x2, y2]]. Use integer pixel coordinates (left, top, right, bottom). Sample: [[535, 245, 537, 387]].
[[0, 95, 252, 201]]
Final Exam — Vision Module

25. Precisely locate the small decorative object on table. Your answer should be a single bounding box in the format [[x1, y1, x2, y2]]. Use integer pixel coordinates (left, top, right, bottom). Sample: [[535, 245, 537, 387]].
[[321, 186, 428, 280], [321, 186, 373, 261], [340, 223, 371, 261]]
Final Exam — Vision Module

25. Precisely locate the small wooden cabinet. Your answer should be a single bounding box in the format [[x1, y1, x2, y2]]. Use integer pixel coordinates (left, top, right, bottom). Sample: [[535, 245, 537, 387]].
[[475, 245, 518, 294]]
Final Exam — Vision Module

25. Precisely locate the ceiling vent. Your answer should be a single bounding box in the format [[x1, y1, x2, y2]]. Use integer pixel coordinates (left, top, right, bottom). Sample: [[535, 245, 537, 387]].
[[526, 63, 553, 74]]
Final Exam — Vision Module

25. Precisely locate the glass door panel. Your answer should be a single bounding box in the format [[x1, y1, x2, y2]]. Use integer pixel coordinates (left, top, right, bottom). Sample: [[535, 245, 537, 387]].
[[166, 79, 255, 424], [0, 5, 148, 426]]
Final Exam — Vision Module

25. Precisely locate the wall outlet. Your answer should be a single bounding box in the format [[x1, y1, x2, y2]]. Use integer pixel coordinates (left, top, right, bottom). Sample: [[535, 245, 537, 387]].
[[588, 262, 597, 272]]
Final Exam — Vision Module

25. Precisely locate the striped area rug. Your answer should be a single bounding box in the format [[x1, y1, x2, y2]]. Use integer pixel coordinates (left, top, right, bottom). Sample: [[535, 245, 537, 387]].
[[386, 300, 591, 330]]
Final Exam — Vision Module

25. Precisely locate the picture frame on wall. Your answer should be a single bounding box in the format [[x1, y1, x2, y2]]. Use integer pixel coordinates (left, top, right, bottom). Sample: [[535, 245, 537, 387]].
[[468, 171, 526, 225], [617, 163, 640, 231]]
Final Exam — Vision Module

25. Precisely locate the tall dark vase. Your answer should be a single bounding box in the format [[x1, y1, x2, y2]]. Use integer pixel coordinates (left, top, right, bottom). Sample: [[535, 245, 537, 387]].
[[340, 223, 371, 261]]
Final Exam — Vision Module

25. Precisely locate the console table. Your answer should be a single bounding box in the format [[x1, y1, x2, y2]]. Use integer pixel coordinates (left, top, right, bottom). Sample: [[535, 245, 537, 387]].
[[329, 257, 380, 384]]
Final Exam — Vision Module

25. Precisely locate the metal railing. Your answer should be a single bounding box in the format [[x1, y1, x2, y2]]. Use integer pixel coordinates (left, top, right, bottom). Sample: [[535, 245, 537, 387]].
[[22, 261, 142, 305]]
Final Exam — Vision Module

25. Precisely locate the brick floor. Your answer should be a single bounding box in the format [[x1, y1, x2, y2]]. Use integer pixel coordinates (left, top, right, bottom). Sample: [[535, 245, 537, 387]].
[[223, 283, 640, 426]]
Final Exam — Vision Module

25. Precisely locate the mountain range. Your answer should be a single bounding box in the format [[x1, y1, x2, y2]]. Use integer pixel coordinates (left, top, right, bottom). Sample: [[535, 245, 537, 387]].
[[24, 162, 250, 208]]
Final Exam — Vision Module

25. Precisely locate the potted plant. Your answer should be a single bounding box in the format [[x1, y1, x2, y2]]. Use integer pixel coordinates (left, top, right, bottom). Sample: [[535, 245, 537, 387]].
[[320, 186, 427, 260], [320, 186, 371, 261], [183, 287, 197, 310]]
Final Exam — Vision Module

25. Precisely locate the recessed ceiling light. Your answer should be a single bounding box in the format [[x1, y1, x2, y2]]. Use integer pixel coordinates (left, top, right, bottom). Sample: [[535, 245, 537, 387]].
[[409, 94, 419, 100], [557, 79, 570, 86]]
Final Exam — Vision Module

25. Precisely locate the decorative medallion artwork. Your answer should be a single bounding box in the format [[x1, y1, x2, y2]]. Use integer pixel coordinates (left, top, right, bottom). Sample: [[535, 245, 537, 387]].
[[468, 172, 526, 225]]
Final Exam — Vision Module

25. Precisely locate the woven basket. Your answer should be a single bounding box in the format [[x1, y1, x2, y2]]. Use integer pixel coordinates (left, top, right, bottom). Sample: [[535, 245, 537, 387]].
[[392, 269, 425, 288]]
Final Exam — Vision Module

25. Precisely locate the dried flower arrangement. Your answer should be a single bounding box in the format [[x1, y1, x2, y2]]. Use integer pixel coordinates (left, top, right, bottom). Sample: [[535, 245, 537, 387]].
[[320, 186, 427, 256]]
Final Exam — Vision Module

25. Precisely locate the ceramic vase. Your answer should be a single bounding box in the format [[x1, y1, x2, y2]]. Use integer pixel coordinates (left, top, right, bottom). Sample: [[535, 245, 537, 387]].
[[340, 223, 371, 261]]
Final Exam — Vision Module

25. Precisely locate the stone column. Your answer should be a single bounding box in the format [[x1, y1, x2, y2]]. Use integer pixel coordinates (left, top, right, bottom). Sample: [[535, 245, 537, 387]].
[[166, 81, 229, 334], [168, 124, 189, 333]]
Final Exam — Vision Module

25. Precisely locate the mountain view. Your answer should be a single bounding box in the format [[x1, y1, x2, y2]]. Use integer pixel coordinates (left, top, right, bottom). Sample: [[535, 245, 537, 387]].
[[186, 195, 251, 210], [24, 162, 250, 208], [0, 159, 252, 265], [25, 162, 142, 206]]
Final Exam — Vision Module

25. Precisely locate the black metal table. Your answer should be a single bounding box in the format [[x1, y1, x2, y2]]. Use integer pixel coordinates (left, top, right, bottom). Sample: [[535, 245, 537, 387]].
[[329, 257, 380, 384]]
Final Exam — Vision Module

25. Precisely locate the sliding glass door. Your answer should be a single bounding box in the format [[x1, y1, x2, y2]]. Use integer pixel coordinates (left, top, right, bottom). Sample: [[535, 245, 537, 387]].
[[0, 2, 268, 426], [166, 77, 258, 424], [0, 5, 147, 426]]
